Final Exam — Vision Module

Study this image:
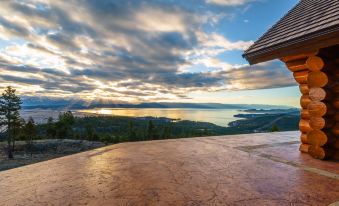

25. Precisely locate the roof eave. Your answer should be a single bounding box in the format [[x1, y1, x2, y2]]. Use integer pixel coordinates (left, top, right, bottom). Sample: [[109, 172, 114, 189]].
[[243, 25, 339, 65]]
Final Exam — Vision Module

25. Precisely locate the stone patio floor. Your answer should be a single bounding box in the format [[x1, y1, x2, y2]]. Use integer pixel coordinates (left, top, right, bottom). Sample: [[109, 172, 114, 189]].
[[0, 131, 338, 206]]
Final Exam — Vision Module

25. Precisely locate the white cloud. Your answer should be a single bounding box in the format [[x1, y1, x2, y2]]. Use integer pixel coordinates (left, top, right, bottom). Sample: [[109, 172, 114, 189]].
[[0, 0, 290, 103], [134, 8, 188, 33], [198, 32, 253, 51], [206, 0, 254, 6]]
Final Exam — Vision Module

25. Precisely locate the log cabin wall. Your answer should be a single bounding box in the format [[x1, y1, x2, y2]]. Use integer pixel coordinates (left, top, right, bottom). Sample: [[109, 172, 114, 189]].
[[281, 45, 339, 160]]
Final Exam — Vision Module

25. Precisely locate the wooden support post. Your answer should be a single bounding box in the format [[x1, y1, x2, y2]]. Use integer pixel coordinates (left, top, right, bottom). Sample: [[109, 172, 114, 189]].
[[282, 52, 339, 160]]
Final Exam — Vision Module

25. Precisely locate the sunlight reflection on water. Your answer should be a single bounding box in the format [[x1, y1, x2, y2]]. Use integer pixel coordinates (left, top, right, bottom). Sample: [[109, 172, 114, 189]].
[[79, 108, 245, 127]]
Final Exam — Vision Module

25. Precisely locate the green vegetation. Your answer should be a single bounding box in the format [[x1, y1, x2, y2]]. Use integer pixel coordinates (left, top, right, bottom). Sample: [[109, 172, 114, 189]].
[[0, 86, 22, 158], [23, 117, 37, 157], [0, 86, 299, 160], [37, 115, 228, 144], [34, 112, 299, 144], [270, 124, 280, 132], [227, 114, 298, 134]]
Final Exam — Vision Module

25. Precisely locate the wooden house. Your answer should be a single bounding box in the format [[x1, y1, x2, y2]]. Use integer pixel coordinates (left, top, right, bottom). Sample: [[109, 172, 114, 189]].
[[243, 0, 339, 159]]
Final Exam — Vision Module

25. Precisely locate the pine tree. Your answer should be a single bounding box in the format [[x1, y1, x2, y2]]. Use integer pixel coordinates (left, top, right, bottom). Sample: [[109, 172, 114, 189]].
[[162, 125, 171, 139], [85, 124, 95, 140], [46, 117, 56, 138], [24, 117, 37, 157], [147, 120, 158, 140], [56, 111, 75, 138], [128, 121, 137, 141], [0, 86, 22, 159], [270, 124, 280, 132]]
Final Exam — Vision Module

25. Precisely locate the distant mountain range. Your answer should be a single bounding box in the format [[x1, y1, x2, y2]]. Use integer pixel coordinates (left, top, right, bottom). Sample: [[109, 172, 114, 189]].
[[21, 97, 295, 110]]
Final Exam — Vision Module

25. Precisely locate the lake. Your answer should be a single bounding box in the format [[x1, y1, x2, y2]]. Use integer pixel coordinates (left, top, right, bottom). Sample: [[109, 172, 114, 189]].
[[79, 108, 246, 127], [20, 108, 246, 127]]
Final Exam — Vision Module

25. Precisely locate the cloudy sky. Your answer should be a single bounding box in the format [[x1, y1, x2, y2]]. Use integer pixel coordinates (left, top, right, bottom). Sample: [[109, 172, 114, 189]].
[[0, 0, 300, 106]]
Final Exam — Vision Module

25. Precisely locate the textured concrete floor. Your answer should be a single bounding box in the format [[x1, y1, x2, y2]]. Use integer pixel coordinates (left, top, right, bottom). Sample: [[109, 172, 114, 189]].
[[0, 131, 338, 206]]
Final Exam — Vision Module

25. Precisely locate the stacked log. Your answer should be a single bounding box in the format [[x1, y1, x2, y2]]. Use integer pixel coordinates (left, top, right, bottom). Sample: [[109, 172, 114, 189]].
[[284, 56, 312, 153], [283, 54, 339, 160]]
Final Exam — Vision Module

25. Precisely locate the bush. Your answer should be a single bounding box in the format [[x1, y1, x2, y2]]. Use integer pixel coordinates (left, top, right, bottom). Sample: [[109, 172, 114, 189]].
[[270, 124, 280, 132]]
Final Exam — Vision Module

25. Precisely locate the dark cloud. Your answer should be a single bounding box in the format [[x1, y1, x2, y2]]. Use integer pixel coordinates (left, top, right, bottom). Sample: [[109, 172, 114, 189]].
[[0, 75, 45, 85], [0, 63, 39, 74], [220, 61, 295, 90], [153, 32, 197, 49], [26, 43, 58, 55], [46, 33, 79, 51], [0, 16, 30, 37], [151, 72, 223, 88]]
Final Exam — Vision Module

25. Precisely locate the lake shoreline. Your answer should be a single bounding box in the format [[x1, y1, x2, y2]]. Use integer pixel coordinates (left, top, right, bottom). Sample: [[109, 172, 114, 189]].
[[21, 108, 248, 127]]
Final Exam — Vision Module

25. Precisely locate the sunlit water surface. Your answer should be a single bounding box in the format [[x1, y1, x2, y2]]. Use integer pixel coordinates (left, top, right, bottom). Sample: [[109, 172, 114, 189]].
[[20, 108, 246, 127], [79, 108, 246, 127]]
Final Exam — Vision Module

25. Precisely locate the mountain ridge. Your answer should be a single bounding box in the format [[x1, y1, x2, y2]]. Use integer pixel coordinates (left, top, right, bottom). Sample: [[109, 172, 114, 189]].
[[21, 98, 295, 110]]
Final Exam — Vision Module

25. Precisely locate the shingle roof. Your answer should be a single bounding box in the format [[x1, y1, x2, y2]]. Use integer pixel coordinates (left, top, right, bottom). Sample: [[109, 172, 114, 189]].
[[243, 0, 339, 64]]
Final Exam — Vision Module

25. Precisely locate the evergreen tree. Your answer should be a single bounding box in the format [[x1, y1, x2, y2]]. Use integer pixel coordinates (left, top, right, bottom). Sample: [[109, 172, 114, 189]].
[[46, 117, 56, 138], [56, 111, 75, 138], [85, 124, 96, 140], [162, 125, 171, 139], [24, 117, 37, 157], [147, 120, 158, 140], [270, 124, 280, 132], [128, 121, 137, 141], [11, 117, 25, 150], [0, 86, 22, 158], [16, 118, 26, 141]]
